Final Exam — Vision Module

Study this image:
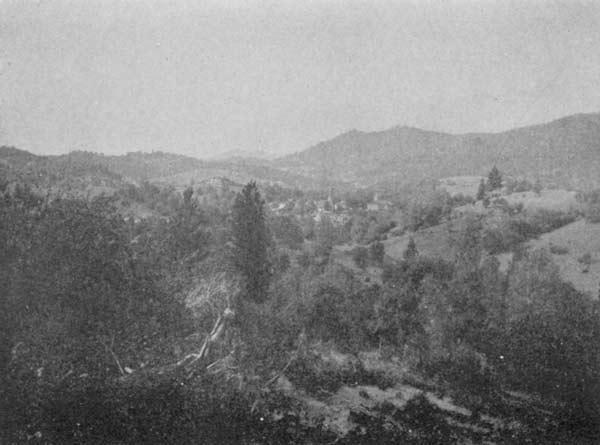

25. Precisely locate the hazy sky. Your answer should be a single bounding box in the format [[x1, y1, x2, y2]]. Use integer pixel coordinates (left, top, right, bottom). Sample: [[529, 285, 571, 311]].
[[2, 0, 600, 157]]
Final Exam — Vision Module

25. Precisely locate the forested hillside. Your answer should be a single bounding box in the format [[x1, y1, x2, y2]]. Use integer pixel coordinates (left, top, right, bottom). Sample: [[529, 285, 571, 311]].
[[0, 146, 333, 193], [2, 169, 600, 443], [277, 112, 600, 190]]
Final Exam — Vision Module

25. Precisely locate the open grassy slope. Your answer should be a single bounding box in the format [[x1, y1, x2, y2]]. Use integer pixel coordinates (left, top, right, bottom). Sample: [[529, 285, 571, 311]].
[[527, 219, 600, 297]]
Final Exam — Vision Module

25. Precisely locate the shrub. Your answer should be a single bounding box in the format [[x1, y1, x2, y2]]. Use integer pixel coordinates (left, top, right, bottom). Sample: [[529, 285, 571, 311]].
[[406, 191, 453, 231], [482, 223, 527, 254], [549, 244, 569, 255], [524, 208, 577, 234], [352, 246, 369, 269], [369, 241, 385, 264], [580, 189, 600, 223], [482, 209, 576, 254], [304, 284, 380, 352], [578, 252, 592, 266]]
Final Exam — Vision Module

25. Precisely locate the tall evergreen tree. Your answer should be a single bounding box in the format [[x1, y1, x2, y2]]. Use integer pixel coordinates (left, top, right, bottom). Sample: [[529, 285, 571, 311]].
[[231, 181, 272, 303], [487, 166, 503, 190], [403, 236, 418, 260]]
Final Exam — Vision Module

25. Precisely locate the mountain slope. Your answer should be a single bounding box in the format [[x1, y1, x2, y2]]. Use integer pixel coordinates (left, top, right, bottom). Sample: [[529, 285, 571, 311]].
[[0, 146, 127, 197], [276, 113, 600, 189]]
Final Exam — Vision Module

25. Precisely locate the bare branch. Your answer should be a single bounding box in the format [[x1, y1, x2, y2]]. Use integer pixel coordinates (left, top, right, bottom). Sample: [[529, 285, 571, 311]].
[[101, 335, 125, 377]]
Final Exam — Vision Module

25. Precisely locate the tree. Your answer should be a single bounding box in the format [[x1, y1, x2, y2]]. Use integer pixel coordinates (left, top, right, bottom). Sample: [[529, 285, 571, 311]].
[[403, 236, 418, 260], [450, 214, 483, 272], [476, 179, 486, 201], [315, 215, 337, 258], [374, 281, 422, 348], [352, 246, 369, 269], [231, 182, 272, 304], [160, 186, 210, 266], [487, 166, 503, 191], [350, 214, 369, 243]]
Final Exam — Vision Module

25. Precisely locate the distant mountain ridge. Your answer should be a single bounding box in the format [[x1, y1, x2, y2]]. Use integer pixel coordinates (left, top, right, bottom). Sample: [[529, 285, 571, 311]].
[[275, 112, 600, 190], [2, 112, 600, 194], [206, 148, 279, 161], [0, 147, 331, 194]]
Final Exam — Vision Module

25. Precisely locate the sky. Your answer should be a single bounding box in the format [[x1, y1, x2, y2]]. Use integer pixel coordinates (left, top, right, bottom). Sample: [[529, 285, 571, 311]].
[[1, 0, 600, 158]]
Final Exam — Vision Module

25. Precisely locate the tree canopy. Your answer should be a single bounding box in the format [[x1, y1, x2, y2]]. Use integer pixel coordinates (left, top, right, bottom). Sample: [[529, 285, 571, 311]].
[[487, 166, 503, 190], [231, 181, 272, 303]]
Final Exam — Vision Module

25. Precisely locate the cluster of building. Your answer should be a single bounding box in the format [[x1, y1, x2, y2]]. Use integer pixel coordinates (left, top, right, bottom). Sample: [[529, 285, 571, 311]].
[[268, 191, 394, 227]]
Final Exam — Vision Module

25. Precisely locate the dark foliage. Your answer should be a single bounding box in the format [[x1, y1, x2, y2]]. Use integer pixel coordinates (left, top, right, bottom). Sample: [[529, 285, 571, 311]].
[[369, 241, 385, 264], [352, 246, 369, 269], [487, 166, 503, 190], [403, 236, 418, 260], [580, 189, 600, 222], [483, 209, 577, 254], [304, 284, 381, 352], [476, 178, 486, 201], [0, 188, 193, 441], [231, 182, 272, 304]]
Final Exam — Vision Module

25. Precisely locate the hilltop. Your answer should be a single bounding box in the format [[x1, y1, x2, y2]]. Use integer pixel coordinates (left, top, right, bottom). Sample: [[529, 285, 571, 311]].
[[276, 112, 600, 190]]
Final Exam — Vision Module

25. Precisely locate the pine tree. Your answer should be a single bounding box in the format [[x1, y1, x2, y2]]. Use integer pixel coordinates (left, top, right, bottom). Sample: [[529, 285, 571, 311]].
[[487, 166, 503, 191], [231, 181, 272, 303], [403, 236, 418, 260], [476, 178, 486, 201]]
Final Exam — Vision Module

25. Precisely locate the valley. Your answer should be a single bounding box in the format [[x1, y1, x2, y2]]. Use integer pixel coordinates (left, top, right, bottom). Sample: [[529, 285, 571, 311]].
[[2, 113, 600, 444]]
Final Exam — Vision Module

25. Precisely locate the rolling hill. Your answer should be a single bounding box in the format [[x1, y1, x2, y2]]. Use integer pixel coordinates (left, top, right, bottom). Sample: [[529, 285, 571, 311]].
[[3, 111, 600, 195], [276, 112, 600, 190], [0, 147, 329, 194], [0, 146, 128, 197]]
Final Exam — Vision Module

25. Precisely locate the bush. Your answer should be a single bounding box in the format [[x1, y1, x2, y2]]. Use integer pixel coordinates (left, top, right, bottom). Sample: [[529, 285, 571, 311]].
[[482, 209, 576, 254], [578, 252, 592, 268], [406, 191, 453, 231], [423, 344, 492, 396], [549, 244, 569, 255], [524, 208, 577, 234], [482, 223, 527, 254], [580, 189, 600, 223], [304, 284, 380, 352], [285, 350, 394, 397], [352, 246, 369, 269]]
